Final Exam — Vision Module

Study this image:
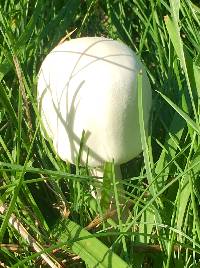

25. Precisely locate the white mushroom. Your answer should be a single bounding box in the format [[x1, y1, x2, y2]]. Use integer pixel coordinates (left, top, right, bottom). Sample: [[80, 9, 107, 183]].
[[37, 37, 152, 217]]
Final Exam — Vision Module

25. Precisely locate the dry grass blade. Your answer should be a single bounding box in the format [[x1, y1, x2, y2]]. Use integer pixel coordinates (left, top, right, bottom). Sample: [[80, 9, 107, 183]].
[[0, 204, 62, 268], [85, 209, 117, 230], [0, 243, 23, 252], [58, 28, 77, 44]]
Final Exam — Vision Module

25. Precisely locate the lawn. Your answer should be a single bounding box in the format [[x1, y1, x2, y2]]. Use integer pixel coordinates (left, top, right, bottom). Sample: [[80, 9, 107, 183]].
[[1, 0, 200, 267]]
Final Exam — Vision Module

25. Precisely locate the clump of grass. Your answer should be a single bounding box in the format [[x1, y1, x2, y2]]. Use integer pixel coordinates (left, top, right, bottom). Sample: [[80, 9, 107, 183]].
[[1, 0, 200, 267]]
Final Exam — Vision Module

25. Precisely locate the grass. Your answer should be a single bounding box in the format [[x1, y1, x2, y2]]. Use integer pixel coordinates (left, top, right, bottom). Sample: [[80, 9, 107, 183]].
[[1, 0, 200, 267]]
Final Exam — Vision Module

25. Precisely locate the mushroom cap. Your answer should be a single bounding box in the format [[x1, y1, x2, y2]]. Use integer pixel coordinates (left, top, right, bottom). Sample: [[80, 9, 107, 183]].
[[37, 37, 152, 167]]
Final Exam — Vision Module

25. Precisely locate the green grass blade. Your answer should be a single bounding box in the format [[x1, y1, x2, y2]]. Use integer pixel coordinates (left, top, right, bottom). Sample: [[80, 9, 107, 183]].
[[0, 125, 39, 242], [164, 15, 198, 123], [157, 91, 200, 135], [58, 220, 129, 268]]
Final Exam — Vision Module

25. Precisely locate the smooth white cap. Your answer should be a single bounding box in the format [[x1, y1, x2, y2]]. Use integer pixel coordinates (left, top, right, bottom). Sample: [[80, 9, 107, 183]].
[[38, 37, 152, 167]]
